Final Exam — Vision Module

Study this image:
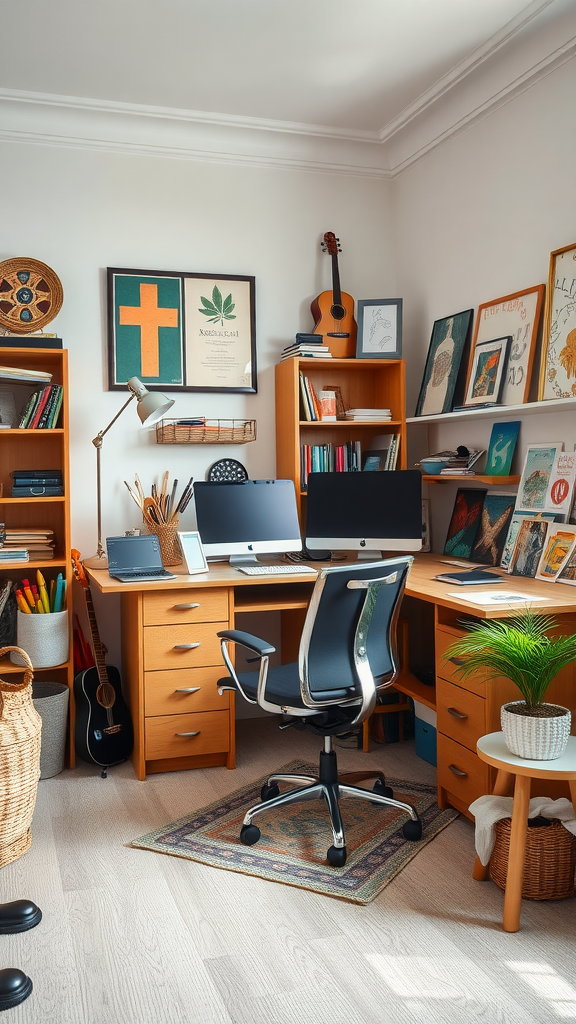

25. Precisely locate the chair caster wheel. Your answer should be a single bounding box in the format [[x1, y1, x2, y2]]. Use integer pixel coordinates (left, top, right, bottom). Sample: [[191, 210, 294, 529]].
[[261, 783, 280, 802], [240, 824, 261, 846], [327, 845, 347, 867], [402, 818, 422, 841], [373, 779, 394, 799]]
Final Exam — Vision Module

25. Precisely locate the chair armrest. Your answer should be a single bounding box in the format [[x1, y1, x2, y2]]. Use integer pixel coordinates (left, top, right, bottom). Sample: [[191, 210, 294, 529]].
[[216, 629, 275, 657]]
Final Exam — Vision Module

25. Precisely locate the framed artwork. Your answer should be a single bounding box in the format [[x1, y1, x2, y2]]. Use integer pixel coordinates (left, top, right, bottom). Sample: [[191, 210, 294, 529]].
[[470, 492, 516, 566], [544, 451, 576, 520], [484, 421, 520, 477], [556, 543, 576, 585], [107, 268, 256, 393], [443, 488, 486, 559], [516, 442, 563, 512], [500, 511, 556, 571], [539, 242, 576, 400], [535, 525, 576, 582], [463, 336, 511, 407], [356, 299, 402, 359], [414, 309, 473, 416], [510, 517, 550, 577], [471, 286, 544, 405]]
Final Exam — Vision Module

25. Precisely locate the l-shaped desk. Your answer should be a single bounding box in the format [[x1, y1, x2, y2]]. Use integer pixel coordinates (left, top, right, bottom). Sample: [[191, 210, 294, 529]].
[[87, 554, 576, 815]]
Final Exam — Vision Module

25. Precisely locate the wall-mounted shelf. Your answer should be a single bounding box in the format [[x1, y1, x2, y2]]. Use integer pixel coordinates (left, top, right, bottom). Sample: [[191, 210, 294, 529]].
[[423, 474, 520, 485], [406, 396, 576, 425]]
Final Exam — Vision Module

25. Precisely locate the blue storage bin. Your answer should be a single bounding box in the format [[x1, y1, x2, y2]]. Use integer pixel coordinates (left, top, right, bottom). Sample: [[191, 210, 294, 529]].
[[414, 717, 437, 767]]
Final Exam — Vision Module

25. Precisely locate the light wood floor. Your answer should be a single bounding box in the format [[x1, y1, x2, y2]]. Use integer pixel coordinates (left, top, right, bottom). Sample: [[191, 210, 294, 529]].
[[2, 719, 575, 1024]]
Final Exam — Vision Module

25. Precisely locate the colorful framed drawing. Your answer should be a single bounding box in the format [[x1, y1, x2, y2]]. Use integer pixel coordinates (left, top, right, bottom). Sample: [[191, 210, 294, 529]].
[[544, 450, 576, 520], [356, 299, 402, 358], [539, 242, 576, 400], [500, 512, 556, 571], [470, 492, 515, 566], [107, 268, 256, 393], [472, 286, 544, 405], [535, 525, 576, 582], [463, 336, 511, 407], [484, 421, 520, 477], [510, 517, 550, 578], [443, 488, 486, 559], [516, 442, 564, 513], [414, 309, 473, 416], [556, 544, 576, 585]]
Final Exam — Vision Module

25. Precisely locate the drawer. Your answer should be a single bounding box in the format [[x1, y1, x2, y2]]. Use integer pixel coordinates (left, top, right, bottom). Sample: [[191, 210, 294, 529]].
[[145, 667, 230, 717], [437, 678, 486, 752], [435, 627, 486, 696], [143, 621, 227, 671], [145, 709, 230, 760], [143, 588, 229, 626], [437, 733, 490, 809]]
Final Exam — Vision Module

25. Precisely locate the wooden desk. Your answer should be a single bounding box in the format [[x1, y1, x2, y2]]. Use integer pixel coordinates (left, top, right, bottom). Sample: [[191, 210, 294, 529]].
[[87, 555, 576, 790]]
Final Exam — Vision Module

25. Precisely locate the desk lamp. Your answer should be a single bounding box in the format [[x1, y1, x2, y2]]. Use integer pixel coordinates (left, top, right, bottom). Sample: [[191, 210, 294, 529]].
[[84, 376, 174, 569]]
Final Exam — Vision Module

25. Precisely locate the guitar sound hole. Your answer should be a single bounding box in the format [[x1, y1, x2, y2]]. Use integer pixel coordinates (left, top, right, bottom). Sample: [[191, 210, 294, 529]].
[[330, 304, 345, 320]]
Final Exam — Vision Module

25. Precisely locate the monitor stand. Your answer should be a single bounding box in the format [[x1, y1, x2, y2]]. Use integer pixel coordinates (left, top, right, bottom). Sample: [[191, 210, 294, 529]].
[[229, 554, 260, 567], [356, 549, 382, 561]]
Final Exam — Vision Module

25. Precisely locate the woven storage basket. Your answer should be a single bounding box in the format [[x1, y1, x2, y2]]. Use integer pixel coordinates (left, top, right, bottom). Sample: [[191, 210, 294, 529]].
[[490, 816, 576, 900], [144, 518, 181, 565], [0, 647, 42, 867], [155, 419, 256, 444]]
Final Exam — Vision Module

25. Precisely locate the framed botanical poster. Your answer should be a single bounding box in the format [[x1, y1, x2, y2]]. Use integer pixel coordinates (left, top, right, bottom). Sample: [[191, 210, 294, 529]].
[[539, 242, 576, 400], [414, 309, 473, 416], [515, 442, 563, 512], [471, 285, 544, 406], [107, 268, 256, 392], [463, 336, 511, 407], [356, 299, 402, 358]]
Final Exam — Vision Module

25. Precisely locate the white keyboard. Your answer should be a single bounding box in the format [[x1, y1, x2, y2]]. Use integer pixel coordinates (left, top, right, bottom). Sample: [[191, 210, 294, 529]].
[[237, 564, 318, 576]]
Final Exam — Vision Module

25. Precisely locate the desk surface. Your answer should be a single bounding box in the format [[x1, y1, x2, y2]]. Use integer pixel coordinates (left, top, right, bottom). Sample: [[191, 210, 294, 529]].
[[86, 553, 576, 618]]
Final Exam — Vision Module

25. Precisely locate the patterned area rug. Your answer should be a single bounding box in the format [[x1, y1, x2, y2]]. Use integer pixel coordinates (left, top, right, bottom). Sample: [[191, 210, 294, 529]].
[[132, 760, 458, 904]]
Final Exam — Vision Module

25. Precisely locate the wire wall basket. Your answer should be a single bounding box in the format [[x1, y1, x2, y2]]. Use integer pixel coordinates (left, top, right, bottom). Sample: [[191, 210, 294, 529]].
[[155, 419, 256, 445]]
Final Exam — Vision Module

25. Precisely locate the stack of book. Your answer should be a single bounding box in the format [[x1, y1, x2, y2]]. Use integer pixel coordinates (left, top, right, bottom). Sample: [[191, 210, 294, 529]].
[[436, 448, 485, 475], [344, 408, 392, 421], [18, 384, 63, 428], [281, 336, 332, 360], [0, 365, 52, 385], [0, 547, 29, 563], [300, 441, 361, 487], [1, 529, 55, 561], [11, 470, 64, 497]]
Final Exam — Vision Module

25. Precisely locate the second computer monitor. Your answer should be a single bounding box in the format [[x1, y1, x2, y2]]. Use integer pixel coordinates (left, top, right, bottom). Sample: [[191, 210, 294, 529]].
[[305, 470, 422, 556], [194, 479, 302, 565]]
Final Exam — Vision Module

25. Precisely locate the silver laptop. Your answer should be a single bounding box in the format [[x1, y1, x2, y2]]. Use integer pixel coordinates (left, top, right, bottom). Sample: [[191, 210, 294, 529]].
[[106, 534, 177, 583]]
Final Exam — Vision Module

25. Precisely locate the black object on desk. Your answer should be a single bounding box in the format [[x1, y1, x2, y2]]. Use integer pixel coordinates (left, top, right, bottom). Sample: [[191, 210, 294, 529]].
[[434, 568, 504, 585]]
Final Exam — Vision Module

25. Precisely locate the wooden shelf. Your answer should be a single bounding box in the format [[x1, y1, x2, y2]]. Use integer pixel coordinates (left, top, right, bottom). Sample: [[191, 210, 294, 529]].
[[423, 474, 520, 485], [299, 420, 401, 428], [406, 395, 576, 425], [0, 428, 64, 435], [393, 671, 436, 711], [0, 496, 65, 504]]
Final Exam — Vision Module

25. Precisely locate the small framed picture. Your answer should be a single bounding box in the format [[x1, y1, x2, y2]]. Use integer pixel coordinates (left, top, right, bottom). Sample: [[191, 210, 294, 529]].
[[463, 336, 511, 407], [175, 531, 208, 575], [472, 286, 544, 406], [356, 299, 402, 359], [414, 308, 473, 417]]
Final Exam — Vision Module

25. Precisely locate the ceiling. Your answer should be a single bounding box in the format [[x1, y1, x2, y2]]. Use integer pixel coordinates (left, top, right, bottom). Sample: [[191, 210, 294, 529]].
[[0, 0, 552, 133]]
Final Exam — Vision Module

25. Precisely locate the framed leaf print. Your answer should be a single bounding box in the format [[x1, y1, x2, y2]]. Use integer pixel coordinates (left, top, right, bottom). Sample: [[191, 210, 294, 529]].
[[471, 285, 544, 406], [539, 242, 576, 400], [107, 268, 256, 392]]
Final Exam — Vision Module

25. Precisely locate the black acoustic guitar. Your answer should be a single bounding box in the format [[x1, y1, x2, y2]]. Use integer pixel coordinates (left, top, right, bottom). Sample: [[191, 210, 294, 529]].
[[71, 549, 133, 776]]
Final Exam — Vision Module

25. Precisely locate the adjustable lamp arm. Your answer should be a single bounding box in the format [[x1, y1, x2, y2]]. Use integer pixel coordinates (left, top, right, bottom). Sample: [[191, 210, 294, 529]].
[[92, 393, 136, 450]]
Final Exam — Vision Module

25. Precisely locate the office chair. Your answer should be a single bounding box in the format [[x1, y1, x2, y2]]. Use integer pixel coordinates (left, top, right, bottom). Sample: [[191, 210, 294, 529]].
[[217, 557, 422, 867]]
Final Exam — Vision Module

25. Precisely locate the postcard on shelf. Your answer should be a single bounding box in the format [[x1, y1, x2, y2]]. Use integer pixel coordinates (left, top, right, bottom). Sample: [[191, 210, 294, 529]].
[[515, 442, 564, 513], [544, 451, 576, 519], [500, 511, 555, 572], [556, 544, 576, 586], [509, 517, 550, 577], [484, 421, 520, 477], [470, 492, 515, 566], [445, 590, 551, 606], [443, 488, 486, 560], [535, 525, 576, 582]]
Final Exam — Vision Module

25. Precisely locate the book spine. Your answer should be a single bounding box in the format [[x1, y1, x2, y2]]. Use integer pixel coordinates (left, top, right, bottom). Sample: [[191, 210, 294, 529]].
[[47, 386, 63, 428], [28, 386, 52, 429], [19, 389, 41, 428], [299, 373, 312, 422], [37, 385, 58, 429], [306, 378, 320, 421]]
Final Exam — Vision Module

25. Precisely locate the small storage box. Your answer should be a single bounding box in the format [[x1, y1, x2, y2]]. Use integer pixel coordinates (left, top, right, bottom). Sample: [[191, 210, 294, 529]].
[[414, 700, 437, 767]]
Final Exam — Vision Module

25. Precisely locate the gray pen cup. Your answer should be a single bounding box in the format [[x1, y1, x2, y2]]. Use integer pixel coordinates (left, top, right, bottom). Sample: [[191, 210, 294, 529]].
[[11, 610, 69, 668]]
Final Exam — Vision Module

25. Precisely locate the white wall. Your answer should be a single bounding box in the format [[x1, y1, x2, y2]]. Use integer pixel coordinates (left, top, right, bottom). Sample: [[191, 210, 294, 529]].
[[394, 55, 576, 550]]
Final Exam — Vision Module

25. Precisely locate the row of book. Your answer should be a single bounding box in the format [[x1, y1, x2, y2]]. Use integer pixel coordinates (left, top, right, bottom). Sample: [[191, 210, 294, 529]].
[[301, 441, 363, 486], [0, 528, 55, 563], [19, 385, 63, 429], [299, 373, 327, 421]]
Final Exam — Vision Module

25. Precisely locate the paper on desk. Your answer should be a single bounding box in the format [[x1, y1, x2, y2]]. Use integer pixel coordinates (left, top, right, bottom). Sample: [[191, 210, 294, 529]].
[[445, 590, 552, 606]]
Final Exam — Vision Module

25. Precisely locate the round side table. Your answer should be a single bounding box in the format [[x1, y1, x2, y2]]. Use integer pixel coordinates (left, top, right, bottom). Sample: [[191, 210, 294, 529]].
[[473, 732, 576, 933]]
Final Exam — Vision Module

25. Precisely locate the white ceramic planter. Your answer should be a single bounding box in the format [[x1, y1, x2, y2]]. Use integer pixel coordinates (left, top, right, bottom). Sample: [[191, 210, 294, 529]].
[[501, 701, 571, 760]]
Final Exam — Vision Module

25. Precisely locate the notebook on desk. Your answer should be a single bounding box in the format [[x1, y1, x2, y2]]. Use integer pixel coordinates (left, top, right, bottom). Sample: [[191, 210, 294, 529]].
[[106, 535, 177, 582]]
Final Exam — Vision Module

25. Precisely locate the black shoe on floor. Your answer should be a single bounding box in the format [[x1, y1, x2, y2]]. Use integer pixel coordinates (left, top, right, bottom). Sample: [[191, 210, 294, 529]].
[[0, 969, 33, 1011], [0, 900, 42, 934]]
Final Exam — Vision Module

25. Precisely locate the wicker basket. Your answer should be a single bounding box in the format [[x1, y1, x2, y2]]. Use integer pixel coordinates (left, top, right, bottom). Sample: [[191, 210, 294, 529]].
[[490, 816, 576, 900], [144, 519, 181, 566], [155, 419, 256, 444], [0, 647, 42, 867]]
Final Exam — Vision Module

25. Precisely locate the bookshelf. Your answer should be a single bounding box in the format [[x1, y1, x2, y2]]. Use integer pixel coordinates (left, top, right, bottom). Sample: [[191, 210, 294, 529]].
[[275, 357, 406, 523], [0, 347, 74, 763]]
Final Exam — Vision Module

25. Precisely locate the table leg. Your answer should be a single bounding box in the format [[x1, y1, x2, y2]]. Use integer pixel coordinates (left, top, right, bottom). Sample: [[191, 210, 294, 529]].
[[502, 773, 531, 933], [473, 768, 514, 881], [569, 781, 576, 817]]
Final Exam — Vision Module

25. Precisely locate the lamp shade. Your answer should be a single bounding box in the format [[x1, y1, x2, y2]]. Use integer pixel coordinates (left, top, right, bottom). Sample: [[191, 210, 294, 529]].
[[127, 376, 175, 426]]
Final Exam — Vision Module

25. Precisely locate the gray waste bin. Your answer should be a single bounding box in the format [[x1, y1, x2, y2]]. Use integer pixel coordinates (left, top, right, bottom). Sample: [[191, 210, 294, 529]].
[[32, 682, 69, 779]]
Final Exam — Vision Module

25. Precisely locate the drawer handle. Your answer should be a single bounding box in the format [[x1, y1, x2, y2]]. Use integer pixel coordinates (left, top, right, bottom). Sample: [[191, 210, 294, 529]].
[[447, 706, 468, 720], [449, 656, 466, 667], [448, 763, 468, 778], [173, 643, 201, 650], [174, 603, 200, 610], [175, 687, 201, 694], [176, 731, 201, 737]]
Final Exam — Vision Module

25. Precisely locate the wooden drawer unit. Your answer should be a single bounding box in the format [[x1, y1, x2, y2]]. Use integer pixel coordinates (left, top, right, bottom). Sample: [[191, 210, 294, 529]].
[[145, 667, 229, 717], [437, 733, 491, 817], [143, 588, 228, 625], [143, 621, 227, 671], [435, 626, 486, 696], [437, 678, 486, 753], [145, 710, 230, 760]]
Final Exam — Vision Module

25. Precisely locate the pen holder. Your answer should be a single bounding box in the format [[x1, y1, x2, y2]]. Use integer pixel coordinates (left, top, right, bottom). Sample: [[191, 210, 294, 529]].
[[10, 610, 69, 669], [144, 517, 181, 566]]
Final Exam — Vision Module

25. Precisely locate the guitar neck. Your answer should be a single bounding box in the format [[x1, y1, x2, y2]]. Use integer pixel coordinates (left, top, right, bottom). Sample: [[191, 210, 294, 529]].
[[331, 253, 342, 306], [83, 587, 109, 687]]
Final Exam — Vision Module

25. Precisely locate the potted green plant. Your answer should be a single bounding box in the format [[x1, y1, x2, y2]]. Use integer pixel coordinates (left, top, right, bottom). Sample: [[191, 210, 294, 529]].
[[444, 610, 575, 760]]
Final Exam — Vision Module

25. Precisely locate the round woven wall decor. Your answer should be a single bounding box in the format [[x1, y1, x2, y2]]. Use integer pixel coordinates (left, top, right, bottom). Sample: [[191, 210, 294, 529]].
[[0, 257, 63, 334]]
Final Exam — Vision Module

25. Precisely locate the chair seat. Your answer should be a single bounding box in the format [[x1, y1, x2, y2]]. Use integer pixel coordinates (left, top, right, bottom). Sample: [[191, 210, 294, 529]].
[[218, 661, 352, 709]]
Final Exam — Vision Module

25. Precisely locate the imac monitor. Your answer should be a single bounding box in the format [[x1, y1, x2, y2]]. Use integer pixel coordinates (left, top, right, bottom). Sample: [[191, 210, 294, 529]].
[[305, 470, 422, 557], [193, 479, 302, 566]]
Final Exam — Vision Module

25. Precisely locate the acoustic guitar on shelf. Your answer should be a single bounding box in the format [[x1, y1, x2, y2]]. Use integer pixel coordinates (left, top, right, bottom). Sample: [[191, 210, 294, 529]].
[[310, 231, 357, 358], [71, 549, 133, 777]]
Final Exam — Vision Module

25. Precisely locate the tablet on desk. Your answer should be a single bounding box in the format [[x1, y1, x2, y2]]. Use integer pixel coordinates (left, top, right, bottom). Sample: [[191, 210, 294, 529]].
[[434, 569, 504, 586]]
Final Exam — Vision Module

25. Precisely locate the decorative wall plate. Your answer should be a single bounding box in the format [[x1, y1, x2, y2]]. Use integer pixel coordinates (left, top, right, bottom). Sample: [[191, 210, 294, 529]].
[[0, 258, 63, 334], [207, 458, 248, 482]]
